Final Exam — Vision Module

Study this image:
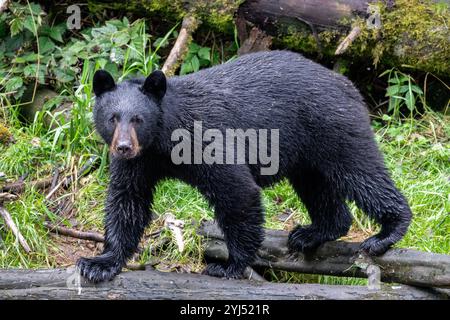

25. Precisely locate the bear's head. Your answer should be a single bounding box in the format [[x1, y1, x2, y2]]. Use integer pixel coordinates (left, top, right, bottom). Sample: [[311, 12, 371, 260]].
[[92, 70, 166, 160]]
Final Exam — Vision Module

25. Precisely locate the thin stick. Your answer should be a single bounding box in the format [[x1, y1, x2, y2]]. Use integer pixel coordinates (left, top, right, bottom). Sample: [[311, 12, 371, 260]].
[[1, 177, 53, 194], [0, 193, 17, 203], [49, 167, 60, 191], [335, 26, 361, 55], [161, 15, 200, 77], [43, 222, 104, 242], [0, 206, 31, 253]]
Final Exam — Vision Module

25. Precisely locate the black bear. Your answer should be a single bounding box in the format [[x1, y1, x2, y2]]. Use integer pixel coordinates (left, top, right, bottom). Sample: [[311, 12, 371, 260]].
[[76, 50, 412, 282]]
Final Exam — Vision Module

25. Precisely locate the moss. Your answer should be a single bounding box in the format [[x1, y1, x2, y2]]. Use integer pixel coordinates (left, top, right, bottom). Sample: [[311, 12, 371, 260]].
[[274, 0, 449, 75], [348, 0, 450, 74], [0, 122, 12, 145], [276, 26, 340, 57], [87, 0, 242, 34], [138, 0, 242, 33]]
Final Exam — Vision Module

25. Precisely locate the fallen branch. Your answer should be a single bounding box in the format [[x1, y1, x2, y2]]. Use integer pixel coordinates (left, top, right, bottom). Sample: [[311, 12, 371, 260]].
[[1, 156, 99, 198], [199, 221, 450, 288], [1, 177, 53, 194], [335, 26, 362, 55], [0, 268, 447, 300], [0, 206, 31, 253], [43, 222, 104, 242], [161, 15, 200, 77], [0, 193, 17, 203]]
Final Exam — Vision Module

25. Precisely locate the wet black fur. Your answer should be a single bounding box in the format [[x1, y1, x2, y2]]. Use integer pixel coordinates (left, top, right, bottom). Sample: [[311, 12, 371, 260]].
[[76, 51, 412, 282]]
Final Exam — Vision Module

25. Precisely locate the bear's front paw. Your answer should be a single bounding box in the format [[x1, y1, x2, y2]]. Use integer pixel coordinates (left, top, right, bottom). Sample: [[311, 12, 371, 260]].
[[76, 254, 122, 283], [202, 263, 244, 279]]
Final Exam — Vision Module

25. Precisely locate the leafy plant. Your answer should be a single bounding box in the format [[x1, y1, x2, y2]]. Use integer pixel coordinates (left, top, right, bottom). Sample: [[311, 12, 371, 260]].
[[179, 42, 219, 75], [380, 68, 424, 118]]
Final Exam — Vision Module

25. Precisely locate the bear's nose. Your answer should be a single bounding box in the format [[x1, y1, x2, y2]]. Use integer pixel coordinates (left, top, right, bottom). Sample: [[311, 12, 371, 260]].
[[116, 142, 132, 155]]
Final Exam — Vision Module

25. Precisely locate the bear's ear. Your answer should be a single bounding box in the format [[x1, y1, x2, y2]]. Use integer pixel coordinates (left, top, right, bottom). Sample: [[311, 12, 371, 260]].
[[142, 70, 166, 100], [93, 70, 116, 96]]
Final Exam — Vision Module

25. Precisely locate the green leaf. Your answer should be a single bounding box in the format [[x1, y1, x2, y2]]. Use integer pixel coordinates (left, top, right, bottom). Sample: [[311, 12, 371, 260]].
[[411, 85, 423, 94], [190, 55, 200, 72], [112, 31, 130, 46], [4, 77, 23, 93], [23, 64, 39, 77], [405, 91, 416, 111], [39, 36, 55, 53], [386, 85, 400, 97], [23, 16, 36, 34], [189, 42, 201, 54], [49, 27, 64, 43], [10, 18, 23, 36], [399, 85, 410, 93], [388, 77, 400, 84], [198, 47, 211, 61], [13, 53, 41, 63], [54, 68, 75, 83], [180, 62, 193, 75]]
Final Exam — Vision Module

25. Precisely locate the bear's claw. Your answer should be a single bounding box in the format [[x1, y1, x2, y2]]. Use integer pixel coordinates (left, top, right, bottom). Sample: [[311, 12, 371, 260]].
[[202, 263, 244, 279], [76, 254, 122, 283]]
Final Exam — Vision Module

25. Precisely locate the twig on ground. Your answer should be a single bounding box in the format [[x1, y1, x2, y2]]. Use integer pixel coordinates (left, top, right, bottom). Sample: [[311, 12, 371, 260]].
[[43, 222, 104, 242], [0, 206, 31, 253], [1, 177, 53, 194], [0, 193, 17, 203]]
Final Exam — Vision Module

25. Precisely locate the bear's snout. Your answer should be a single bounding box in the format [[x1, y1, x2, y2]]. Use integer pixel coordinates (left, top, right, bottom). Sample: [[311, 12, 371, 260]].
[[116, 141, 133, 156], [110, 122, 142, 159]]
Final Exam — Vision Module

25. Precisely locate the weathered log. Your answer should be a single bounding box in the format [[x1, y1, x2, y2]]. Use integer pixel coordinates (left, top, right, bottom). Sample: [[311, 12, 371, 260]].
[[0, 268, 447, 300], [239, 0, 369, 30], [237, 0, 450, 76], [199, 221, 450, 288]]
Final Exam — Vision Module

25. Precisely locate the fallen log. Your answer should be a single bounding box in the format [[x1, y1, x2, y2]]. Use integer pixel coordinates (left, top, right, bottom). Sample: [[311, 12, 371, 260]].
[[237, 0, 449, 76], [199, 221, 450, 288], [0, 268, 447, 300]]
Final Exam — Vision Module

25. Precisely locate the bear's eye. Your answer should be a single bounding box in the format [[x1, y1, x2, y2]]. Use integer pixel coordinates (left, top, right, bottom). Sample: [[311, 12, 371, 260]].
[[108, 116, 115, 124], [131, 116, 143, 124]]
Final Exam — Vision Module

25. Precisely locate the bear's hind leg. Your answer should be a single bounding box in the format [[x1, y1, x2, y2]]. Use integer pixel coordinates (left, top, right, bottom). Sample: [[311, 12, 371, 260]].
[[347, 170, 412, 255], [288, 169, 352, 254]]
